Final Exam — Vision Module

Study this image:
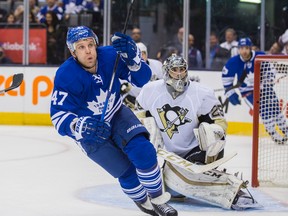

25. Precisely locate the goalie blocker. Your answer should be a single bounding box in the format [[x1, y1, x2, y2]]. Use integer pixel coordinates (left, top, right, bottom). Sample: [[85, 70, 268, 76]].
[[193, 122, 226, 164]]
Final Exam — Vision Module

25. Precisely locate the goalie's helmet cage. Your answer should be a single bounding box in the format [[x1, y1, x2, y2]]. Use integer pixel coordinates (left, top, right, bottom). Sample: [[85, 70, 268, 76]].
[[66, 26, 99, 52], [162, 54, 188, 97]]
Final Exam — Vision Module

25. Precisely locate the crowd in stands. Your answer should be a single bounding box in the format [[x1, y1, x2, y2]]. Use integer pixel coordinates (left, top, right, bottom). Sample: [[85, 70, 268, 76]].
[[0, 1, 288, 68], [154, 24, 288, 70], [0, 0, 103, 65]]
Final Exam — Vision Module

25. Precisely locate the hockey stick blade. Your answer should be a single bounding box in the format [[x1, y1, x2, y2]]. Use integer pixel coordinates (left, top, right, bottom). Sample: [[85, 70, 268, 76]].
[[157, 148, 237, 174], [0, 73, 24, 94]]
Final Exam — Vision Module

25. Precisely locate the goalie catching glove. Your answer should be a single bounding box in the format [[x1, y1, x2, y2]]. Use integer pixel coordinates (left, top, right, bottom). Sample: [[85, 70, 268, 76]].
[[194, 122, 226, 158], [73, 116, 111, 145], [111, 32, 141, 71]]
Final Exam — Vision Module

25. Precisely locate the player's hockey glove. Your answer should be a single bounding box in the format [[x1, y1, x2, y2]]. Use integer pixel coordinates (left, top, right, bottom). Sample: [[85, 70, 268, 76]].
[[111, 32, 141, 71], [225, 89, 241, 105], [74, 116, 111, 145]]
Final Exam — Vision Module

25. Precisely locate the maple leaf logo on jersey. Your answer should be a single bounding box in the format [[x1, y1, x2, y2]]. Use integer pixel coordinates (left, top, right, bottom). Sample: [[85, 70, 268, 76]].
[[87, 89, 115, 115], [244, 72, 254, 87], [157, 104, 191, 139]]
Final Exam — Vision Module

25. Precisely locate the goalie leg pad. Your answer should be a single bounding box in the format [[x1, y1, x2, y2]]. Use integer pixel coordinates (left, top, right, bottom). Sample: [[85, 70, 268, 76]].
[[163, 162, 243, 209]]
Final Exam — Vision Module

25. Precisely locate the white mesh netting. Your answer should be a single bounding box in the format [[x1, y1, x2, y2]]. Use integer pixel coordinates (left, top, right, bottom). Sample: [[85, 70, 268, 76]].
[[257, 60, 288, 186]]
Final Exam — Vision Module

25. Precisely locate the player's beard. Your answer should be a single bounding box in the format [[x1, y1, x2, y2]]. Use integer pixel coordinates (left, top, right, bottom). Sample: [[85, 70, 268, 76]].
[[241, 51, 251, 62]]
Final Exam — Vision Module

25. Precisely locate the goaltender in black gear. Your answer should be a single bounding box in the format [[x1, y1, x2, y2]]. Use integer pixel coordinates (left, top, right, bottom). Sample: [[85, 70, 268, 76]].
[[136, 54, 262, 210]]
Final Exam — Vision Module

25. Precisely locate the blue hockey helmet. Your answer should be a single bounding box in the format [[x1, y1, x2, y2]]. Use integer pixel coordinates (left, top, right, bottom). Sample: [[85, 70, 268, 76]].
[[66, 26, 99, 52], [238, 37, 252, 47]]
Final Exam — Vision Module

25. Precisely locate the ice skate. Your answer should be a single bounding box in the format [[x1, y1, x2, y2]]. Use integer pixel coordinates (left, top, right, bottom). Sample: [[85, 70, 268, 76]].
[[134, 199, 158, 216], [150, 192, 178, 216], [231, 190, 262, 210]]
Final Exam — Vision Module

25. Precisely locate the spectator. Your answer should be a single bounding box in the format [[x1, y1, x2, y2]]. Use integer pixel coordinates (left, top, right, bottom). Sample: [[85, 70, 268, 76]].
[[278, 29, 288, 54], [220, 28, 238, 57], [44, 11, 66, 64], [165, 27, 184, 55], [13, 0, 40, 24], [29, 11, 37, 24], [187, 34, 203, 69], [82, 0, 103, 12], [156, 46, 178, 63], [156, 27, 185, 63], [0, 45, 13, 64], [268, 42, 282, 54], [81, 0, 103, 26], [173, 27, 184, 54], [131, 27, 142, 43], [60, 0, 84, 22], [37, 0, 64, 23], [278, 29, 288, 47], [6, 12, 16, 25], [208, 32, 229, 70]]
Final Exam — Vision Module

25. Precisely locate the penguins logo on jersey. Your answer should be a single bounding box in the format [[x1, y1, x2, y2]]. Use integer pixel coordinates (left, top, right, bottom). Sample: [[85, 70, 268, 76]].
[[157, 104, 191, 139]]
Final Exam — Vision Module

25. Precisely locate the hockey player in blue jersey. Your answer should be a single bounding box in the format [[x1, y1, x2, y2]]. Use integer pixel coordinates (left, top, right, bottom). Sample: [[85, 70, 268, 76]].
[[50, 26, 177, 216], [222, 37, 288, 144]]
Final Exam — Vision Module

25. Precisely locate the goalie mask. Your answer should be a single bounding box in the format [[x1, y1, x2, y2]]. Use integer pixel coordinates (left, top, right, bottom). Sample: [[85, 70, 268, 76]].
[[66, 26, 99, 52], [163, 54, 188, 98]]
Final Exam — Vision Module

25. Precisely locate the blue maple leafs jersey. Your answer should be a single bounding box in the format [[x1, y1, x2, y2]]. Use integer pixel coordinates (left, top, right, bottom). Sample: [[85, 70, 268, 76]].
[[222, 50, 265, 94], [50, 46, 151, 138]]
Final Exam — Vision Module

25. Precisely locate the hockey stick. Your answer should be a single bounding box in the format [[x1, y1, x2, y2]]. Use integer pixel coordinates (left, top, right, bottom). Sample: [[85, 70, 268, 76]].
[[101, 0, 135, 121], [215, 70, 288, 92], [157, 148, 237, 174], [0, 73, 24, 94], [214, 68, 247, 93]]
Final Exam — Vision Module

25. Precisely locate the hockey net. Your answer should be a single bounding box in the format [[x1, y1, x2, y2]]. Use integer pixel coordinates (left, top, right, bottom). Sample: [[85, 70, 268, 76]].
[[252, 55, 288, 187]]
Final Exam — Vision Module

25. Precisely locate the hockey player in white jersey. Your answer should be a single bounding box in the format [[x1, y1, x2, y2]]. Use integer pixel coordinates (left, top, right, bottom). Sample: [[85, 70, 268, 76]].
[[136, 54, 260, 210]]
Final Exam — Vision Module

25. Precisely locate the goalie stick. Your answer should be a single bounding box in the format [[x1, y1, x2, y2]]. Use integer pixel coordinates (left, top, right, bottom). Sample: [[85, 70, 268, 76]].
[[101, 0, 135, 121], [0, 73, 24, 94], [157, 148, 237, 174]]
